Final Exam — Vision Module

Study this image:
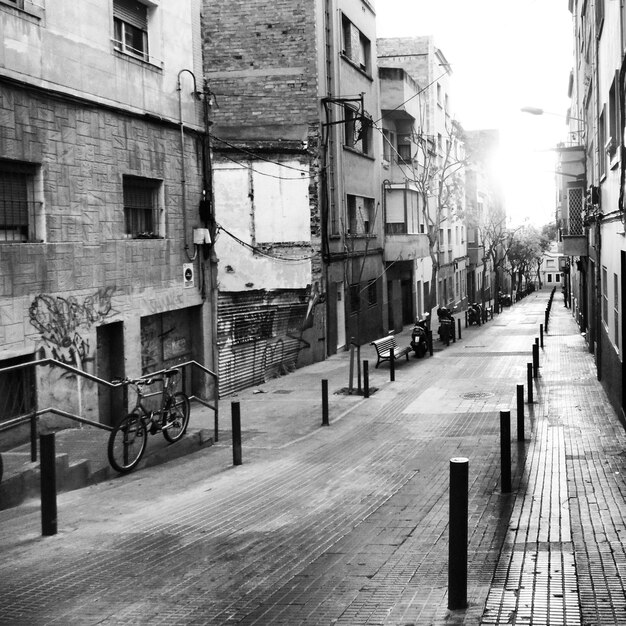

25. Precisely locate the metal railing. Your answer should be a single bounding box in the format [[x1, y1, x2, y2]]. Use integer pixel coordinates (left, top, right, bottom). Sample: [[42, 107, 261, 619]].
[[0, 358, 219, 462]]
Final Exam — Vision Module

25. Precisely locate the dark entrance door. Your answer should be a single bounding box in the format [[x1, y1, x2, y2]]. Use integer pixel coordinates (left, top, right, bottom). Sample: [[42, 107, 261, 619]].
[[401, 279, 413, 325], [97, 322, 125, 426]]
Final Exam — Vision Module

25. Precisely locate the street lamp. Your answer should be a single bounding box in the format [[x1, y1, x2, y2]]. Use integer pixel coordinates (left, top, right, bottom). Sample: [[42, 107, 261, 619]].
[[520, 106, 585, 143]]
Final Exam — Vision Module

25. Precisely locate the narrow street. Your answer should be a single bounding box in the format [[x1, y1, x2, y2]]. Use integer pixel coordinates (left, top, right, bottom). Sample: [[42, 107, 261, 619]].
[[1, 291, 625, 625]]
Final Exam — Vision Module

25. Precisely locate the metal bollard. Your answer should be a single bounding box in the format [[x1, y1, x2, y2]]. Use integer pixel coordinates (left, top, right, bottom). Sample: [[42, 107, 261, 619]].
[[321, 379, 329, 425], [500, 411, 511, 493], [40, 433, 57, 536], [427, 330, 434, 356], [516, 384, 525, 441], [527, 363, 534, 404], [30, 413, 37, 462], [448, 457, 468, 610], [231, 402, 242, 465], [390, 347, 395, 382], [363, 361, 370, 399], [540, 323, 544, 348], [465, 310, 468, 328], [457, 318, 462, 340], [532, 343, 539, 378]]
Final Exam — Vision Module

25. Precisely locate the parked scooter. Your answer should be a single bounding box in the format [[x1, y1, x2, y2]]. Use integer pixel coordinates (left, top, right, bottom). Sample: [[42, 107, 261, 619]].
[[498, 292, 512, 308], [410, 314, 430, 358], [436, 306, 455, 346], [467, 302, 483, 326]]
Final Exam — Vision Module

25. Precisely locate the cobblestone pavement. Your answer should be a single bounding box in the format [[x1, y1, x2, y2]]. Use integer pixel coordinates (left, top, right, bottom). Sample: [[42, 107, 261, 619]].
[[0, 291, 625, 625]]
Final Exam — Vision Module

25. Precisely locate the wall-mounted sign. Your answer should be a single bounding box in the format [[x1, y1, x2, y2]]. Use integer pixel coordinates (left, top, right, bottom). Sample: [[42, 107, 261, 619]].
[[183, 263, 194, 288]]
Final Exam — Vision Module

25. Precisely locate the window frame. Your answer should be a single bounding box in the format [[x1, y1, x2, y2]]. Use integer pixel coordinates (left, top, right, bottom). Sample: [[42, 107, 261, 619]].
[[113, 0, 150, 62], [347, 194, 375, 236], [122, 175, 163, 239], [0, 159, 42, 243]]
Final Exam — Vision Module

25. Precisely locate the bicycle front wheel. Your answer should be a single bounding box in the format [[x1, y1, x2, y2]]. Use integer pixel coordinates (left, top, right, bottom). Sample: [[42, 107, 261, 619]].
[[162, 392, 190, 443], [108, 412, 148, 473]]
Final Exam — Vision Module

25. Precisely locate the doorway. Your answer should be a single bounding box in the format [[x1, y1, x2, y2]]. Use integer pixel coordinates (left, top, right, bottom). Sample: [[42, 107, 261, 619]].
[[97, 322, 125, 426]]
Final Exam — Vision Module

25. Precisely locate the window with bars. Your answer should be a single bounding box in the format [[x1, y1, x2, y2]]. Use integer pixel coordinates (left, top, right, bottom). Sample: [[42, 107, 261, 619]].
[[567, 186, 584, 235], [113, 0, 149, 61], [123, 176, 161, 238], [0, 160, 38, 243], [614, 272, 620, 351], [602, 266, 608, 325]]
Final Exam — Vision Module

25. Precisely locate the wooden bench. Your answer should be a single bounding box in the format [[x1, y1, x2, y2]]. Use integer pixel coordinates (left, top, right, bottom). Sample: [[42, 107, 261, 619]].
[[370, 333, 411, 368]]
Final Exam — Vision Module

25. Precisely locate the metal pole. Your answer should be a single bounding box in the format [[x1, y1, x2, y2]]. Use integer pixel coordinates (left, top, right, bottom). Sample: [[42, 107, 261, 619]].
[[427, 330, 434, 356], [231, 401, 242, 466], [540, 323, 544, 348], [30, 413, 37, 462], [321, 379, 329, 425], [40, 433, 57, 536], [533, 343, 539, 378], [457, 318, 462, 340], [527, 363, 534, 404], [500, 411, 511, 493], [363, 360, 369, 399], [516, 384, 525, 441], [448, 457, 468, 610], [390, 347, 395, 382]]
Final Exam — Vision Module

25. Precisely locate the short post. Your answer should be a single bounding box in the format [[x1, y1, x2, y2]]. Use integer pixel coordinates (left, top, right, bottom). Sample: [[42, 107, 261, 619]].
[[390, 347, 395, 382], [527, 363, 534, 404], [464, 310, 468, 328], [427, 330, 434, 356], [540, 323, 544, 348], [452, 320, 456, 343], [448, 457, 468, 610], [516, 384, 525, 441], [500, 411, 511, 493], [321, 379, 330, 425], [457, 318, 462, 340], [40, 433, 57, 536], [363, 361, 370, 399], [231, 401, 242, 465], [532, 343, 539, 378]]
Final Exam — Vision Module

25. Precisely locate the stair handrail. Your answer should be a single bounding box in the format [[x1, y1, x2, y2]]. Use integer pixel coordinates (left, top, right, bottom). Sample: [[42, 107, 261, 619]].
[[0, 358, 220, 461]]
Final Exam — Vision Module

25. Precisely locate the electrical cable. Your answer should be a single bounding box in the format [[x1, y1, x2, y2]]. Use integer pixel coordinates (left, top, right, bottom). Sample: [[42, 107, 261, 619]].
[[215, 150, 317, 180], [216, 223, 318, 262]]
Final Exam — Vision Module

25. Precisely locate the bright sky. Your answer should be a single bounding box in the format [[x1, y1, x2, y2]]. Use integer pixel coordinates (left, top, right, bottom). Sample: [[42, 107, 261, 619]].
[[376, 0, 574, 227]]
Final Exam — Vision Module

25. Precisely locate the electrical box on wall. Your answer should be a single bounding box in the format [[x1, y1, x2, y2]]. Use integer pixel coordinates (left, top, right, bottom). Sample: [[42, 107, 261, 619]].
[[183, 263, 194, 288]]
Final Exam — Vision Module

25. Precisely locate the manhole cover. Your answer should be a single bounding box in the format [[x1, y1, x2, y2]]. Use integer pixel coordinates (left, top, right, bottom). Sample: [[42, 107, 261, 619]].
[[461, 391, 495, 399]]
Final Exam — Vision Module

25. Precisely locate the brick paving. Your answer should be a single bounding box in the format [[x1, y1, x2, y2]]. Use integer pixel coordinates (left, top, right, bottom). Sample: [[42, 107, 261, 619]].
[[0, 291, 625, 625]]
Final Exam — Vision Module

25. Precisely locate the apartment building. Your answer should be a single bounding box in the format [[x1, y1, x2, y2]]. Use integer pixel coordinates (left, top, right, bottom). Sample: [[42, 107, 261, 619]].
[[377, 36, 468, 319], [0, 0, 213, 429], [202, 0, 384, 395], [563, 0, 626, 420]]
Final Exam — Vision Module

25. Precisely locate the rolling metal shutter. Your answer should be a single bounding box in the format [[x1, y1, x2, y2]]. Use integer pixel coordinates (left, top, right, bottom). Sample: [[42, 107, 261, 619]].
[[113, 0, 147, 29]]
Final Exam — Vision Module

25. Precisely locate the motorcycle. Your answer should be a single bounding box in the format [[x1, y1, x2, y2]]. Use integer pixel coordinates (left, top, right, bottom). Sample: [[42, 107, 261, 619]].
[[437, 306, 455, 346], [410, 314, 430, 358], [498, 292, 512, 308], [467, 302, 483, 326]]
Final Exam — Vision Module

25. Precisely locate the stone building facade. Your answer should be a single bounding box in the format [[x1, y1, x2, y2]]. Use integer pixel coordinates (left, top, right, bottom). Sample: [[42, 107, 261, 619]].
[[0, 0, 214, 433]]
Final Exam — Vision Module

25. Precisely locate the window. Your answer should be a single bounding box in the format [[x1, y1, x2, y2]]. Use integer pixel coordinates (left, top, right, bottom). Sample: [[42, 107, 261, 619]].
[[397, 134, 412, 162], [0, 160, 40, 242], [349, 283, 360, 312], [437, 83, 442, 106], [113, 0, 149, 61], [123, 176, 161, 238], [595, 0, 604, 36], [1, 0, 24, 9], [382, 129, 395, 162], [347, 194, 374, 235], [602, 266, 608, 324], [367, 280, 377, 306], [547, 274, 553, 283], [341, 14, 370, 74], [599, 106, 606, 177], [344, 107, 371, 155], [608, 72, 620, 159], [0, 354, 34, 423]]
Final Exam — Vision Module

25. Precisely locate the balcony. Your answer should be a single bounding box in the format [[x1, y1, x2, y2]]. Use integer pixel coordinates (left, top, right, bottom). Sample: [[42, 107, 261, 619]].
[[383, 228, 429, 262]]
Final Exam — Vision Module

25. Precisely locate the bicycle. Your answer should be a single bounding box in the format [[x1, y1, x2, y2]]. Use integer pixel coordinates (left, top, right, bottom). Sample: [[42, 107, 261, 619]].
[[107, 369, 190, 473]]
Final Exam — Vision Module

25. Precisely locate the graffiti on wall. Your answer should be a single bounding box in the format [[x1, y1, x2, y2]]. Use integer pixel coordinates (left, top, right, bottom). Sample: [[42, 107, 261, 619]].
[[217, 284, 326, 395], [29, 287, 117, 368]]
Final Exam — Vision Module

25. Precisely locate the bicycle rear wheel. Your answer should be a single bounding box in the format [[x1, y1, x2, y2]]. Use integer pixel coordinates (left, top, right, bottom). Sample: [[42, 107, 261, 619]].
[[108, 412, 148, 473], [162, 392, 190, 443]]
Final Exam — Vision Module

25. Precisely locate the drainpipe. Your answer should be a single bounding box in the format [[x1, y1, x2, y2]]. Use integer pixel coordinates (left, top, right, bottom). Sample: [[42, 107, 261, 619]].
[[177, 68, 199, 263]]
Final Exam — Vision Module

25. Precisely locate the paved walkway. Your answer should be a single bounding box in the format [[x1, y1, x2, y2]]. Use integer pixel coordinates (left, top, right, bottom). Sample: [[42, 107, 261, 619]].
[[0, 290, 625, 625]]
